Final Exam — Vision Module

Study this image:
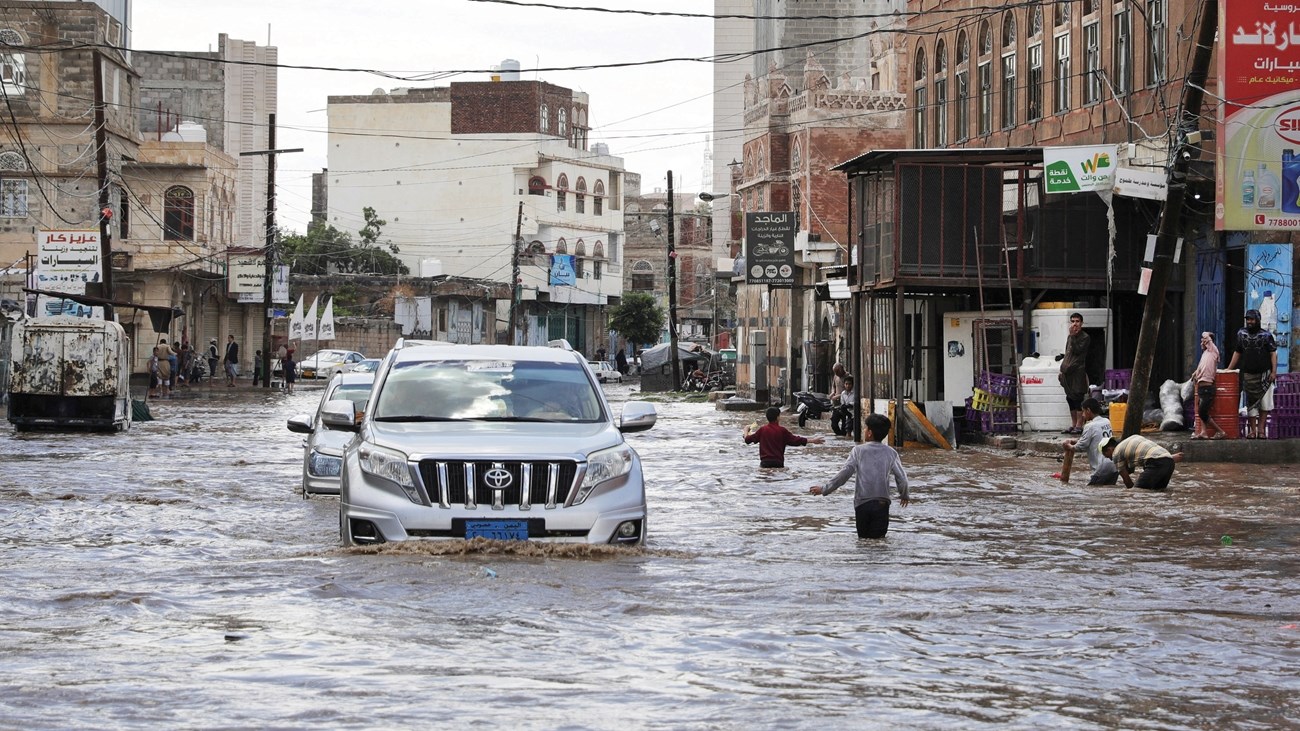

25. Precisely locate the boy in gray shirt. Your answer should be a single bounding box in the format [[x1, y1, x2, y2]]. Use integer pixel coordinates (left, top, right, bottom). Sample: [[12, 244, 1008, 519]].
[[810, 413, 910, 538]]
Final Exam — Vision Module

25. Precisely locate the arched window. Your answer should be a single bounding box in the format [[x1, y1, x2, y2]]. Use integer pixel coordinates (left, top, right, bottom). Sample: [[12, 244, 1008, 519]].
[[555, 237, 568, 254], [956, 30, 970, 65], [557, 108, 567, 137], [163, 186, 195, 241], [574, 239, 585, 277], [556, 173, 569, 213], [528, 176, 546, 195], [978, 22, 993, 135], [979, 21, 993, 56], [914, 46, 929, 147], [575, 239, 587, 258], [0, 150, 28, 217], [1054, 0, 1069, 26], [0, 29, 27, 97], [593, 240, 605, 258], [1001, 12, 1018, 129], [934, 40, 949, 146], [593, 179, 605, 215], [575, 176, 587, 215], [631, 260, 655, 291], [1030, 6, 1043, 36], [539, 103, 549, 133], [791, 138, 802, 173]]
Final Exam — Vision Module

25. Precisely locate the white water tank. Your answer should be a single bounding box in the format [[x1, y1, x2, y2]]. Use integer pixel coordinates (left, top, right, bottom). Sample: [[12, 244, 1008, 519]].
[[419, 258, 443, 278], [160, 121, 207, 143], [496, 59, 520, 81], [593, 142, 610, 156]]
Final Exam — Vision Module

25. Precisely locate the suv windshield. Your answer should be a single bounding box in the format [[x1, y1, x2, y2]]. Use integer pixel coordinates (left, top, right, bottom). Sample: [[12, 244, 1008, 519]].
[[372, 358, 604, 423]]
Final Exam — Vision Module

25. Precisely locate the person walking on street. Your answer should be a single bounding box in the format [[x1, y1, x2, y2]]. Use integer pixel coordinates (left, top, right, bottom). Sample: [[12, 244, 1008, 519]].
[[809, 413, 910, 539], [1191, 332, 1227, 440], [1226, 309, 1278, 439], [615, 348, 628, 375], [743, 406, 824, 468], [207, 338, 220, 384], [223, 335, 239, 387], [1057, 398, 1118, 484], [1102, 435, 1183, 491], [252, 350, 264, 387], [1058, 312, 1090, 434], [153, 338, 173, 400], [829, 363, 849, 400], [283, 347, 297, 393], [177, 343, 193, 388]]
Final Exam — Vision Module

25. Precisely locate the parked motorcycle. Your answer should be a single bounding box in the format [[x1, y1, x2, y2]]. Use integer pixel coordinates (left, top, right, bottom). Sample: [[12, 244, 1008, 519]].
[[793, 391, 833, 427]]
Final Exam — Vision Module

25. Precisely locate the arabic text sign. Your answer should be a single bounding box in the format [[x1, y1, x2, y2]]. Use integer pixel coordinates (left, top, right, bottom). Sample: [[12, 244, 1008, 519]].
[[1043, 145, 1117, 194], [744, 212, 796, 287], [549, 254, 576, 287], [1112, 167, 1169, 201], [228, 255, 265, 295], [36, 230, 102, 319], [1216, 2, 1300, 231]]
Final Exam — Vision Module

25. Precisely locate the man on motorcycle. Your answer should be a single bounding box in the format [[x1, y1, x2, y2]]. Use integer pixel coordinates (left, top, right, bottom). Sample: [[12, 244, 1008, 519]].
[[831, 376, 856, 436]]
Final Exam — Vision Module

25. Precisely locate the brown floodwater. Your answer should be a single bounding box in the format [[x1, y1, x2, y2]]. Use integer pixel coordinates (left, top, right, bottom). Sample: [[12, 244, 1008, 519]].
[[1, 381, 1296, 730]]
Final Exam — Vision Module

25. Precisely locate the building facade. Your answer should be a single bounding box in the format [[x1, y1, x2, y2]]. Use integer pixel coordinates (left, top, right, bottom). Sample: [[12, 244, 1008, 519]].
[[325, 78, 628, 353]]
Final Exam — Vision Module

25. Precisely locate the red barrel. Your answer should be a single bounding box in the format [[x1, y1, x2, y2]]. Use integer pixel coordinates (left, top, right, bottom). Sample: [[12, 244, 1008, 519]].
[[1195, 370, 1241, 439]]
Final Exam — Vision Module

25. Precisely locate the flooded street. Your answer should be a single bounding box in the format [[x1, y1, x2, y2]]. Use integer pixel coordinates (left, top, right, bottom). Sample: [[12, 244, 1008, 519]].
[[2, 381, 1297, 730]]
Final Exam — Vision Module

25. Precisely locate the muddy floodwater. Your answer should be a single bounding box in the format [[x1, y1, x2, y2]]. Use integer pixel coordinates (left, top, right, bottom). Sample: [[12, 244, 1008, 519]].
[[2, 382, 1297, 730]]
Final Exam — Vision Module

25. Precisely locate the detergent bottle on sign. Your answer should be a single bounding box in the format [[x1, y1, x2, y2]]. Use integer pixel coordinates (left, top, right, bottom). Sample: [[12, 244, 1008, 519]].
[[1282, 149, 1300, 214], [1257, 163, 1280, 210], [1242, 168, 1256, 207], [1260, 290, 1278, 334]]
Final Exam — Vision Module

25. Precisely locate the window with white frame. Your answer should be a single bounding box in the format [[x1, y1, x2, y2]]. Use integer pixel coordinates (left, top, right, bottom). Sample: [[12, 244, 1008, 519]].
[[540, 104, 549, 133], [1084, 21, 1101, 104], [163, 186, 195, 241], [1001, 14, 1016, 129], [978, 61, 992, 135], [0, 29, 26, 97], [575, 177, 586, 215], [0, 178, 28, 217], [934, 40, 949, 146], [594, 179, 605, 216], [556, 173, 568, 213], [1054, 33, 1071, 113], [914, 46, 928, 147], [1145, 0, 1166, 86], [1114, 7, 1132, 95], [558, 108, 567, 137], [1028, 43, 1043, 121]]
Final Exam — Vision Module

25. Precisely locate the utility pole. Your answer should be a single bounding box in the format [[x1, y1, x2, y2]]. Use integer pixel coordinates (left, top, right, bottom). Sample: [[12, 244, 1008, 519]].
[[92, 51, 113, 320], [1122, 0, 1217, 439], [240, 114, 302, 388], [509, 200, 523, 344], [667, 171, 682, 389]]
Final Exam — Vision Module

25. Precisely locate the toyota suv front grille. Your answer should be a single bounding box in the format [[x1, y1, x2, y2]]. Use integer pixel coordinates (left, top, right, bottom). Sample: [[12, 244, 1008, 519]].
[[418, 459, 579, 509]]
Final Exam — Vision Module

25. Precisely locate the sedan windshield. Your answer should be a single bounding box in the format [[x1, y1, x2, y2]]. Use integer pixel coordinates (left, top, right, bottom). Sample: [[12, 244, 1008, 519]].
[[372, 359, 603, 423]]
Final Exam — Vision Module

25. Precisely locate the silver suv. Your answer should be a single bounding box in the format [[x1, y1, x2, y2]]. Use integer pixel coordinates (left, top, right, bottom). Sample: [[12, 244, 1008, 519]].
[[326, 344, 657, 546]]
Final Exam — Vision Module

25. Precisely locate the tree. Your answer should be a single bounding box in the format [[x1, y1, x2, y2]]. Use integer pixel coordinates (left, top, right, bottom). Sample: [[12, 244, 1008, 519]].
[[278, 210, 409, 276], [608, 292, 665, 349]]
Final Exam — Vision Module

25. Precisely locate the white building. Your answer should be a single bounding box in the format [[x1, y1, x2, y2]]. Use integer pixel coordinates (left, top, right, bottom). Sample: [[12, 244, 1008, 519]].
[[325, 78, 627, 349]]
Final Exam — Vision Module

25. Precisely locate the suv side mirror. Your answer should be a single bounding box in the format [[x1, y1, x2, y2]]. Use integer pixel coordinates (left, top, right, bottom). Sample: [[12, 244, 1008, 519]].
[[320, 399, 360, 431], [286, 414, 313, 434], [619, 401, 657, 433]]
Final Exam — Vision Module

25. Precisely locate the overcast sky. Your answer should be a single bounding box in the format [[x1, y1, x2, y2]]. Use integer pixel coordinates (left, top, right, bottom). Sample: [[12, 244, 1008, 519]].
[[129, 0, 715, 235]]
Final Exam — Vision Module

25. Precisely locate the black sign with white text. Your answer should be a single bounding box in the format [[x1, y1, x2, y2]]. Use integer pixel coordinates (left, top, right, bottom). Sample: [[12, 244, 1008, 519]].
[[744, 212, 796, 286]]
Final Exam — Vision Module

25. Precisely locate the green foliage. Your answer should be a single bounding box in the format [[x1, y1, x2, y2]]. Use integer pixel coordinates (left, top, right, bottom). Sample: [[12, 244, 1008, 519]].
[[608, 292, 665, 347], [279, 209, 409, 276]]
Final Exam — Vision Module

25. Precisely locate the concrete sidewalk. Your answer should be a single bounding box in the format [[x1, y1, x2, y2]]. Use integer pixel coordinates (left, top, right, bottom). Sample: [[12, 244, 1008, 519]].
[[962, 427, 1300, 464]]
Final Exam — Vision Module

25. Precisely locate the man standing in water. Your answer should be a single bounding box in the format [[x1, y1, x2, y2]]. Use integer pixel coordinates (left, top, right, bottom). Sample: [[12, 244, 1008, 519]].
[[1058, 312, 1090, 435]]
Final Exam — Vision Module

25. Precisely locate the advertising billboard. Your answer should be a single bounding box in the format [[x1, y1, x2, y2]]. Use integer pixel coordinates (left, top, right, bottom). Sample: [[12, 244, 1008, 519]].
[[35, 230, 102, 319], [744, 212, 796, 287], [1215, 2, 1300, 231]]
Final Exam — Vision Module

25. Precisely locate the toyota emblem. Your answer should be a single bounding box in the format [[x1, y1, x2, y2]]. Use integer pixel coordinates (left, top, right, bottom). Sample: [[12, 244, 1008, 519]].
[[484, 466, 513, 489]]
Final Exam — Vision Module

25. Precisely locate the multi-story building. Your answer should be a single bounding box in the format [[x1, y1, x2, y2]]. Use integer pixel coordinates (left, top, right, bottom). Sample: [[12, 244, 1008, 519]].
[[0, 1, 138, 280], [325, 75, 628, 352], [725, 1, 910, 402], [623, 179, 715, 349], [835, 0, 1232, 405]]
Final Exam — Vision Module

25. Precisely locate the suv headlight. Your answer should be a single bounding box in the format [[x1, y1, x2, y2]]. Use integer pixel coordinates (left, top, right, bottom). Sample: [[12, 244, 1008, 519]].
[[359, 443, 414, 490], [308, 449, 342, 477], [574, 444, 634, 504]]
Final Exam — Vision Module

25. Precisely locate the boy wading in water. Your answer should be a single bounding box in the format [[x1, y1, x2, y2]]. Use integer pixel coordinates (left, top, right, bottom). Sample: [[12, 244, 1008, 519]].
[[810, 413, 910, 538]]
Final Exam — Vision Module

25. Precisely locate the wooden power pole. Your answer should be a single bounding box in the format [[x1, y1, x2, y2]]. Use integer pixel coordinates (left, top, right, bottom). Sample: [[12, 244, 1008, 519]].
[[1122, 0, 1218, 438], [667, 171, 681, 390]]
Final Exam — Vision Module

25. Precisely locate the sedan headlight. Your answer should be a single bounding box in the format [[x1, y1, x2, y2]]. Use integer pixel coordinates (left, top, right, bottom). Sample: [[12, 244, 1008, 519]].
[[308, 450, 342, 477], [574, 444, 634, 504], [359, 443, 415, 491]]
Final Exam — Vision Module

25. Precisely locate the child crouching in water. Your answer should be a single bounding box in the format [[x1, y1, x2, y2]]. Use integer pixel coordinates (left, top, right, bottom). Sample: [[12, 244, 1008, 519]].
[[809, 413, 910, 538]]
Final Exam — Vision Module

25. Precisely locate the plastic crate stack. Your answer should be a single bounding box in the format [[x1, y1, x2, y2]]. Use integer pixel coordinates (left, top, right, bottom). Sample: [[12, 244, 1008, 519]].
[[966, 371, 1017, 434], [1271, 373, 1300, 439], [1103, 368, 1132, 391]]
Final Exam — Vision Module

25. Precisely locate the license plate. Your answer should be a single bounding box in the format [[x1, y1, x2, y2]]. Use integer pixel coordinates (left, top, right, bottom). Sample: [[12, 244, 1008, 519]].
[[464, 519, 529, 541], [302, 369, 315, 378]]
